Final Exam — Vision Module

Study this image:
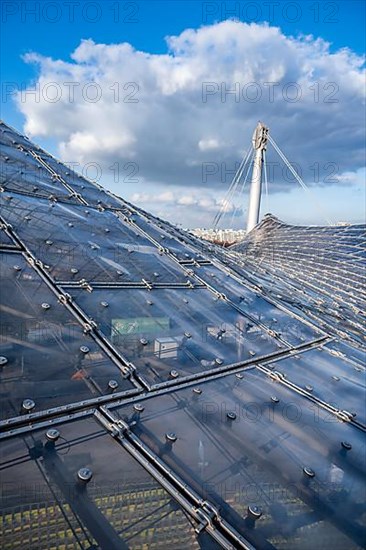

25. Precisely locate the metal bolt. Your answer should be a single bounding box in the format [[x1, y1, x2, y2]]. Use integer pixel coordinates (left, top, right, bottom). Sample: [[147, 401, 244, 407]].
[[77, 467, 93, 483], [0, 356, 9, 366], [101, 301, 109, 307], [184, 332, 192, 338], [108, 380, 118, 391], [80, 346, 89, 354], [133, 403, 144, 413], [303, 466, 315, 478], [227, 411, 237, 420], [215, 358, 223, 365], [71, 268, 79, 274], [46, 428, 60, 442], [41, 303, 50, 310], [13, 265, 22, 272], [271, 396, 280, 403], [247, 506, 262, 520], [22, 399, 35, 412], [193, 388, 202, 395], [140, 338, 148, 346], [165, 432, 177, 442], [341, 441, 352, 451], [170, 369, 179, 378]]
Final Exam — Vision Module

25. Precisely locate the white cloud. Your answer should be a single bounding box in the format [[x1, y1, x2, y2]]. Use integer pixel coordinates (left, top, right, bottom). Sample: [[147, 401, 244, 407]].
[[15, 20, 365, 226], [129, 186, 239, 225], [198, 138, 220, 151], [177, 195, 197, 206]]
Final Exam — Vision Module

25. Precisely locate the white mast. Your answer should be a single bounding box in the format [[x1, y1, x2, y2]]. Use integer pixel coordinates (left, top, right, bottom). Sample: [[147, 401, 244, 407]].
[[246, 122, 269, 233]]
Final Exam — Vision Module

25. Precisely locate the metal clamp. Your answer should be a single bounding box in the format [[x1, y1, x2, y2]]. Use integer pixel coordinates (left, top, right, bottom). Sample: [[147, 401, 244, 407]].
[[141, 278, 152, 291], [58, 293, 72, 305]]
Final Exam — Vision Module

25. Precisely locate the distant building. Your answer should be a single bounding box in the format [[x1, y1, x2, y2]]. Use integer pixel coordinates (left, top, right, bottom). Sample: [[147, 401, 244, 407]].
[[190, 228, 246, 246]]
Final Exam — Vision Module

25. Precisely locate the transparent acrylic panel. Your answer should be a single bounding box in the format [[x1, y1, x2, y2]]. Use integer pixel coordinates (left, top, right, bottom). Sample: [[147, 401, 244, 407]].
[[191, 264, 321, 346], [112, 369, 366, 549], [331, 340, 366, 368], [0, 123, 36, 149], [224, 251, 366, 348], [0, 122, 121, 208], [230, 216, 366, 316], [0, 140, 73, 201], [0, 425, 95, 549], [0, 228, 17, 247], [29, 148, 123, 209], [269, 345, 366, 424], [72, 287, 284, 385], [125, 210, 209, 261], [228, 251, 365, 304], [0, 193, 190, 283], [1, 417, 201, 549], [0, 254, 134, 420]]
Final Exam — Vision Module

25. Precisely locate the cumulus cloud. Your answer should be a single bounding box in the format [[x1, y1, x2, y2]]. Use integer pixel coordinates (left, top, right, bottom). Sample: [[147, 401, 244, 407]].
[[15, 20, 365, 226], [131, 189, 236, 212], [198, 138, 221, 151]]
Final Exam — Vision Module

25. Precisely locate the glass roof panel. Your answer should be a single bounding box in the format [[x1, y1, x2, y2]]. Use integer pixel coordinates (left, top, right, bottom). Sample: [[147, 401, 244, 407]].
[[0, 254, 135, 420], [27, 148, 124, 209], [0, 228, 17, 247], [269, 345, 366, 424], [191, 264, 321, 346], [229, 216, 366, 348], [0, 194, 191, 283], [112, 370, 366, 549], [1, 417, 202, 549], [125, 211, 209, 261], [0, 140, 75, 201], [71, 286, 283, 384], [1, 429, 95, 549]]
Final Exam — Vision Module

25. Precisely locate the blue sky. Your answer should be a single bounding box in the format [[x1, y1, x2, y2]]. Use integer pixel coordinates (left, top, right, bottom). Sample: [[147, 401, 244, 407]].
[[1, 0, 365, 227]]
